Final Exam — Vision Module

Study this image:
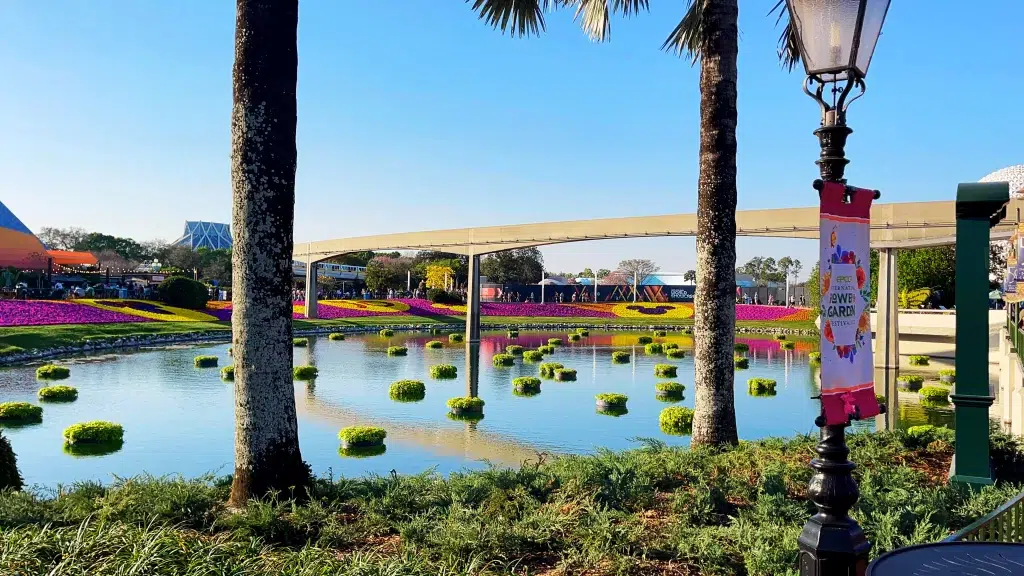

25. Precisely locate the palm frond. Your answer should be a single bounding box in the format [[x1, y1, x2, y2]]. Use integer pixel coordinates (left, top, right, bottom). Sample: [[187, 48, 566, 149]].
[[769, 0, 801, 71], [467, 0, 552, 37], [566, 0, 649, 42], [661, 0, 710, 63]]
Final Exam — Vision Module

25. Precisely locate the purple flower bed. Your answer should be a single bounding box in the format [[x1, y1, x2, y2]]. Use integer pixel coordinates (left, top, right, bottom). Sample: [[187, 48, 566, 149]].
[[479, 302, 616, 318], [735, 305, 811, 322], [0, 301, 152, 327]]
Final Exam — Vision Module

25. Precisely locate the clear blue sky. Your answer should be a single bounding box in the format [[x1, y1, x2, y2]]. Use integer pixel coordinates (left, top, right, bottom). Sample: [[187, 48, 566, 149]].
[[1, 1, 1020, 280]]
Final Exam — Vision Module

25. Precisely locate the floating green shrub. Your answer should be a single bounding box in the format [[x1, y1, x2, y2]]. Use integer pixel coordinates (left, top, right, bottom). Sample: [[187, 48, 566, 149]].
[[430, 328, 442, 335], [644, 343, 663, 354], [938, 369, 956, 384], [774, 334, 787, 340], [425, 340, 443, 349], [809, 352, 821, 363], [378, 329, 394, 337], [0, 402, 42, 424], [666, 349, 686, 359], [35, 365, 70, 380], [659, 406, 694, 435], [568, 333, 581, 342], [339, 444, 387, 458], [447, 396, 485, 413], [909, 355, 930, 366], [656, 381, 685, 396], [539, 362, 564, 378], [576, 329, 589, 337], [293, 338, 308, 347], [654, 364, 677, 378], [512, 377, 541, 393], [734, 356, 749, 369], [293, 365, 319, 381], [328, 333, 345, 341], [523, 350, 544, 362], [548, 338, 563, 346], [337, 426, 386, 448], [387, 346, 408, 356], [492, 353, 515, 367], [220, 365, 235, 380], [897, 374, 924, 391], [389, 380, 425, 402], [611, 351, 630, 363], [538, 345, 555, 355], [780, 341, 795, 350], [554, 368, 577, 381], [595, 393, 628, 407], [733, 342, 750, 353], [63, 421, 123, 445], [663, 343, 679, 350], [193, 355, 218, 368], [637, 336, 653, 344], [430, 364, 458, 379], [449, 333, 464, 343], [37, 385, 78, 402], [919, 386, 950, 404], [506, 329, 519, 338], [748, 378, 777, 396], [653, 330, 667, 337], [505, 345, 524, 355]]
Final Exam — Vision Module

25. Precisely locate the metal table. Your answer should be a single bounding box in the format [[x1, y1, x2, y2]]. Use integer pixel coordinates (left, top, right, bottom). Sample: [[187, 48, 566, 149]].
[[867, 542, 1024, 575]]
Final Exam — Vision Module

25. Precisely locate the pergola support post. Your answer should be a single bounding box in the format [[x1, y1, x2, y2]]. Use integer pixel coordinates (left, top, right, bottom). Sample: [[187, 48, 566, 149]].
[[465, 253, 481, 344], [304, 260, 318, 319]]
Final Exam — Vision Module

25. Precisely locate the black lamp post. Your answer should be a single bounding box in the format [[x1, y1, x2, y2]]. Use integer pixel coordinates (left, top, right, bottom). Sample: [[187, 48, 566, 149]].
[[785, 1, 890, 575]]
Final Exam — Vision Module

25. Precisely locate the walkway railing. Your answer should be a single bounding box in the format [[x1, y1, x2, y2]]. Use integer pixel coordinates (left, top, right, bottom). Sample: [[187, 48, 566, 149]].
[[944, 489, 1024, 542]]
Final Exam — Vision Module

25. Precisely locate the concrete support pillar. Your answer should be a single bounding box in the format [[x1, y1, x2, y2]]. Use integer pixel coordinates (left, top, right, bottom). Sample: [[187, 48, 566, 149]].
[[465, 254, 481, 343], [304, 260, 318, 319], [874, 248, 899, 371], [1000, 328, 1015, 433], [465, 342, 480, 398]]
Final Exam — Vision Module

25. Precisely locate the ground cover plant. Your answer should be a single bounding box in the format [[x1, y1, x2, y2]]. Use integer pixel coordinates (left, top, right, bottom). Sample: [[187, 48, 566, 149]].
[[293, 337, 308, 347], [780, 341, 795, 350], [654, 330, 667, 337], [538, 362, 564, 378], [446, 396, 485, 414], [389, 380, 426, 402], [939, 369, 956, 383], [655, 381, 685, 397], [37, 385, 78, 402], [379, 329, 394, 337], [35, 364, 70, 380], [554, 368, 577, 381], [897, 374, 924, 391], [748, 378, 778, 396], [654, 364, 677, 378], [0, 402, 42, 424], [595, 393, 628, 408], [576, 329, 589, 336], [637, 335, 653, 344], [920, 386, 950, 404], [425, 340, 443, 349], [660, 405, 694, 435], [512, 376, 541, 394], [666, 348, 686, 359], [429, 364, 457, 379], [645, 343, 663, 354], [193, 355, 218, 368], [734, 356, 749, 369], [734, 342, 749, 352], [62, 421, 123, 445], [522, 350, 544, 362], [809, 351, 821, 363], [538, 345, 555, 355], [337, 426, 387, 448], [909, 355, 930, 366], [505, 345, 524, 355], [328, 332, 345, 341], [611, 351, 630, 363], [492, 353, 514, 367], [386, 346, 408, 356], [568, 333, 581, 342], [293, 366, 319, 381], [220, 365, 234, 380], [548, 338, 562, 346], [448, 333, 464, 343], [664, 343, 679, 350]]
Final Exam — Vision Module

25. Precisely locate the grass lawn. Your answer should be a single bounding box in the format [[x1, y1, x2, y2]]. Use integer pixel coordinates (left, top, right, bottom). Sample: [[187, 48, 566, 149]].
[[0, 427, 1018, 574]]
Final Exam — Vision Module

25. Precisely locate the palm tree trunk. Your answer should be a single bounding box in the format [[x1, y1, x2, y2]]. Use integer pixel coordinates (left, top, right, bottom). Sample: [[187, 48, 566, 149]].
[[228, 0, 309, 507], [691, 0, 739, 447]]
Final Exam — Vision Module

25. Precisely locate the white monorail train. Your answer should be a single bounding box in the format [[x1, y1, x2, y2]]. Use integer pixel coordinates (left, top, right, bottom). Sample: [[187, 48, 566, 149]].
[[292, 261, 366, 281]]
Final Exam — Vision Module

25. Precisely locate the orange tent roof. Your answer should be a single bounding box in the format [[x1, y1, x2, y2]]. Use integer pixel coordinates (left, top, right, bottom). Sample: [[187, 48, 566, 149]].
[[47, 250, 98, 267]]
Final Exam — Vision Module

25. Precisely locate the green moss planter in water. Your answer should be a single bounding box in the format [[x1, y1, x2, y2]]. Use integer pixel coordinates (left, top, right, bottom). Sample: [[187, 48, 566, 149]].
[[387, 346, 408, 356], [734, 357, 749, 369], [733, 343, 749, 353], [339, 444, 387, 458], [595, 393, 628, 410], [539, 362, 564, 378], [568, 333, 582, 342], [63, 421, 123, 445], [0, 402, 42, 424], [611, 351, 630, 363], [293, 365, 319, 381], [449, 333, 464, 343], [194, 355, 218, 368], [919, 386, 950, 404], [220, 365, 234, 380], [576, 329, 589, 337], [492, 353, 515, 367], [379, 329, 394, 338], [554, 368, 577, 381], [447, 396, 485, 416], [38, 385, 78, 402], [654, 364, 677, 378], [938, 369, 956, 384], [328, 332, 345, 341], [659, 406, 693, 436], [780, 341, 795, 350], [897, 374, 924, 391], [809, 352, 821, 363], [389, 380, 426, 402], [512, 376, 541, 394], [538, 345, 555, 355], [35, 365, 70, 380], [430, 328, 442, 335], [338, 426, 386, 449], [523, 350, 544, 362], [653, 330, 667, 337], [430, 364, 458, 379], [293, 338, 308, 347], [665, 349, 686, 360], [655, 381, 685, 398], [663, 343, 679, 351], [748, 378, 777, 396], [909, 355, 930, 366], [637, 336, 653, 345], [425, 340, 444, 349], [548, 338, 563, 346], [644, 343, 663, 354], [506, 345, 524, 355]]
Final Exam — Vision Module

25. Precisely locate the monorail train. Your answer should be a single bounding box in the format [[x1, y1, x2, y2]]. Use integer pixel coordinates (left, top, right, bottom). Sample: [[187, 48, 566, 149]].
[[292, 261, 366, 281]]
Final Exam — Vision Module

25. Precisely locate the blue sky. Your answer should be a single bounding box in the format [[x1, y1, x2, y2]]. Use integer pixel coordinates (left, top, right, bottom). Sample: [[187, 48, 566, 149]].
[[1, 1, 1020, 280]]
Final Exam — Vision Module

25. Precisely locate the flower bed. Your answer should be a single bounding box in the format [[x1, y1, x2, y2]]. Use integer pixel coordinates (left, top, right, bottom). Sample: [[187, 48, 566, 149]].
[[194, 355, 218, 368], [665, 349, 685, 359], [644, 343, 663, 355], [386, 346, 408, 356], [220, 365, 234, 380], [0, 300, 150, 326], [554, 368, 577, 381], [655, 381, 685, 397], [748, 378, 777, 396]]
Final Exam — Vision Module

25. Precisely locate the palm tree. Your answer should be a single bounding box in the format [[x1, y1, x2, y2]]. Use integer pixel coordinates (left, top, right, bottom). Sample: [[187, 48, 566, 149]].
[[227, 0, 310, 507]]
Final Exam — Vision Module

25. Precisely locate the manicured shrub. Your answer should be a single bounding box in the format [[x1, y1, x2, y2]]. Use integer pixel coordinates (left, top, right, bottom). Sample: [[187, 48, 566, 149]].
[[37, 385, 78, 402], [512, 376, 541, 393], [539, 362, 564, 378], [654, 364, 677, 378], [748, 378, 777, 396], [637, 336, 653, 344], [379, 329, 394, 338], [660, 406, 694, 435], [611, 351, 630, 363], [328, 332, 345, 341], [568, 333, 581, 342], [666, 349, 686, 359], [595, 393, 628, 408], [220, 365, 234, 380], [523, 350, 544, 362], [655, 381, 685, 396], [63, 421, 123, 445], [194, 355, 218, 368], [0, 430, 22, 490], [389, 380, 425, 401], [654, 330, 667, 337], [909, 355, 930, 366], [293, 365, 319, 380], [538, 345, 555, 354], [664, 343, 679, 350], [939, 369, 956, 384], [897, 374, 924, 391], [506, 345, 524, 355], [35, 364, 70, 380], [644, 343, 664, 354], [920, 386, 950, 404], [387, 346, 408, 356], [447, 396, 485, 414], [576, 329, 589, 337], [425, 340, 443, 349], [449, 333, 464, 343], [733, 342, 749, 353], [430, 364, 458, 379], [0, 402, 42, 423], [337, 426, 386, 448], [492, 353, 514, 367], [809, 351, 821, 363], [734, 356, 749, 369], [156, 276, 208, 310], [780, 341, 795, 350], [905, 424, 955, 448], [554, 368, 577, 381], [427, 288, 462, 304], [774, 334, 787, 340], [293, 338, 308, 347], [548, 338, 563, 346]]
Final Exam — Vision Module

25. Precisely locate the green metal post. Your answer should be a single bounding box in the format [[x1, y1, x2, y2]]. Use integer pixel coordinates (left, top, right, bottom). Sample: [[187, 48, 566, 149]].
[[951, 182, 1009, 489]]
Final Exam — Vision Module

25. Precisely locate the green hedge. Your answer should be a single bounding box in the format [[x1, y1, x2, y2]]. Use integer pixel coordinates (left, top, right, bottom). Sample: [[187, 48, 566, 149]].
[[389, 380, 426, 401], [654, 364, 677, 378], [611, 351, 630, 363], [666, 349, 685, 360], [548, 338, 563, 346], [0, 431, 21, 490], [293, 366, 319, 381], [194, 355, 218, 368], [430, 364, 458, 379], [425, 340, 443, 349], [220, 365, 235, 380], [379, 329, 394, 338], [734, 356, 749, 369], [156, 276, 209, 310], [387, 346, 408, 356], [63, 421, 123, 445], [897, 374, 924, 391], [538, 345, 555, 355], [37, 385, 78, 402], [905, 424, 954, 448], [328, 333, 346, 341], [637, 336, 653, 344], [909, 355, 930, 366], [35, 365, 70, 380], [920, 386, 950, 403], [733, 342, 749, 353], [748, 378, 777, 396], [655, 381, 685, 395], [659, 406, 694, 435], [523, 350, 544, 362], [506, 345, 524, 355], [644, 343, 663, 355], [780, 341, 795, 350], [447, 397, 485, 412], [492, 353, 515, 367], [539, 362, 564, 378], [338, 426, 386, 447], [293, 338, 308, 347], [0, 402, 42, 423], [554, 368, 577, 381], [449, 334, 464, 343], [512, 377, 541, 393], [595, 393, 628, 407]]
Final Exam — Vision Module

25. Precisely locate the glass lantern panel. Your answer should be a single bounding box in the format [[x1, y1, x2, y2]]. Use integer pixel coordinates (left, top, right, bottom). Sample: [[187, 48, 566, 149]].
[[788, 0, 859, 76], [853, 0, 890, 77]]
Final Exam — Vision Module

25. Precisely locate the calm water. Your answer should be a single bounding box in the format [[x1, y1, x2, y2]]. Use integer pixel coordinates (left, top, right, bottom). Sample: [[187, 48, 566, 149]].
[[0, 331, 951, 487]]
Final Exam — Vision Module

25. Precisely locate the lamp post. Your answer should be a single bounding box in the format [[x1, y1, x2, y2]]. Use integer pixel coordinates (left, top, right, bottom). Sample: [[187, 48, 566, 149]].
[[785, 1, 890, 575]]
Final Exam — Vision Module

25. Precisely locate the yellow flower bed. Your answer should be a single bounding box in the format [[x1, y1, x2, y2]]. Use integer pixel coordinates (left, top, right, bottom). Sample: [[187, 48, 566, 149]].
[[609, 303, 695, 319], [320, 300, 411, 313], [78, 300, 217, 322], [431, 302, 467, 313]]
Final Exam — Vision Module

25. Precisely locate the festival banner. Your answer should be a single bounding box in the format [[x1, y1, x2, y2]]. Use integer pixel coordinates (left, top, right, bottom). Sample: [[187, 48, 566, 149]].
[[819, 182, 879, 425], [1003, 225, 1024, 303]]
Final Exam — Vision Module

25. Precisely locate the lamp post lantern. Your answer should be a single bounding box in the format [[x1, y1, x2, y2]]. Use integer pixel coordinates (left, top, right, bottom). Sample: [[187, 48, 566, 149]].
[[786, 1, 890, 575]]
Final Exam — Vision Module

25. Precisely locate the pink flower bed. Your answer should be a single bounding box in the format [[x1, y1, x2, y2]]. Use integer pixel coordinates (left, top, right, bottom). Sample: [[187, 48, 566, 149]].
[[0, 300, 151, 327], [735, 305, 812, 322]]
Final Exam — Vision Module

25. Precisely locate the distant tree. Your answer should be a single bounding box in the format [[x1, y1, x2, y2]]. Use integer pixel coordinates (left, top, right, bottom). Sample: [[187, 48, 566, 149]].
[[326, 251, 375, 267], [197, 248, 233, 285], [77, 232, 149, 262], [807, 262, 820, 313], [161, 245, 203, 272], [683, 269, 696, 283], [37, 226, 89, 251], [868, 247, 956, 307], [596, 268, 612, 279], [93, 250, 137, 273], [365, 256, 414, 292], [617, 259, 659, 285], [739, 257, 780, 287], [790, 259, 803, 284], [425, 264, 455, 290], [480, 248, 544, 285], [601, 270, 629, 285]]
